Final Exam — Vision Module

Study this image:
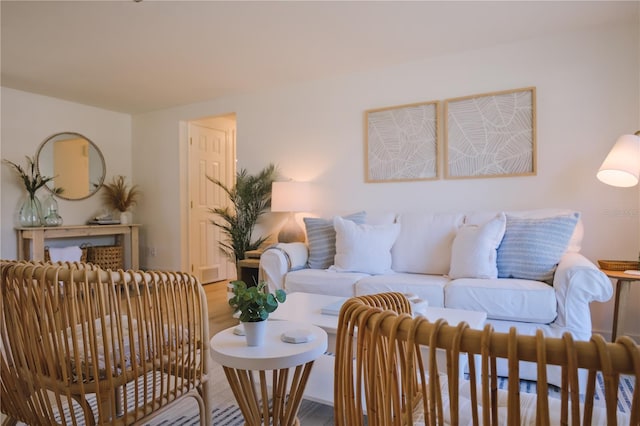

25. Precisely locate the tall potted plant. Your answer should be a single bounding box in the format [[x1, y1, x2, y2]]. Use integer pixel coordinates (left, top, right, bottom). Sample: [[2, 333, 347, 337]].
[[208, 163, 278, 268], [228, 280, 286, 346]]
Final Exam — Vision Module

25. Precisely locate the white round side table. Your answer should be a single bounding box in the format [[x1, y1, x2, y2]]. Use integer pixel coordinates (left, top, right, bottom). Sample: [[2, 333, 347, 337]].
[[210, 320, 328, 426]]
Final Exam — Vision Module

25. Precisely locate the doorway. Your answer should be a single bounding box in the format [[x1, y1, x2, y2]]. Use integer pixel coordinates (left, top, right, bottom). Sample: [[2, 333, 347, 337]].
[[187, 114, 236, 284]]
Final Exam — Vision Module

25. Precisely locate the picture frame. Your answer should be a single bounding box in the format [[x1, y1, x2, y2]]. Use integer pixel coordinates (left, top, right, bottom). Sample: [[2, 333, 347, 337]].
[[444, 87, 536, 179], [365, 100, 439, 183]]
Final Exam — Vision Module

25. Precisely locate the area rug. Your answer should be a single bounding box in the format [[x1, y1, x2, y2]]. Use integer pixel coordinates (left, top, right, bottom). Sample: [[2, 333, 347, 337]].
[[147, 361, 635, 425]]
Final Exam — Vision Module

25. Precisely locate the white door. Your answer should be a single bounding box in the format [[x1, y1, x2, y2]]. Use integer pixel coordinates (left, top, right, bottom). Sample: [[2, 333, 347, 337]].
[[188, 122, 233, 283]]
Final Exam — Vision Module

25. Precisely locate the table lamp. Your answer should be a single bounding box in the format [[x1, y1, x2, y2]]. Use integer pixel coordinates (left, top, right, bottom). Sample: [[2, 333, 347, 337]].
[[597, 130, 640, 275], [271, 181, 311, 243], [597, 131, 640, 187]]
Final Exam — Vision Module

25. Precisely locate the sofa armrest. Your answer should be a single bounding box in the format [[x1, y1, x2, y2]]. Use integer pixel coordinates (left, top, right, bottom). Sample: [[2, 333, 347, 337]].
[[552, 252, 613, 339], [259, 243, 309, 293]]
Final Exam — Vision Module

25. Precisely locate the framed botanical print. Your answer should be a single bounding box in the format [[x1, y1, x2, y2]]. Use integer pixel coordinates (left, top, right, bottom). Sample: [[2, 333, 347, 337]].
[[365, 100, 439, 183], [444, 87, 536, 179]]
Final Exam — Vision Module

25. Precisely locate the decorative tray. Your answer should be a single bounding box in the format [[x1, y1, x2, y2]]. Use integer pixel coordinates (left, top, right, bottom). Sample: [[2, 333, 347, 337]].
[[597, 260, 639, 271]]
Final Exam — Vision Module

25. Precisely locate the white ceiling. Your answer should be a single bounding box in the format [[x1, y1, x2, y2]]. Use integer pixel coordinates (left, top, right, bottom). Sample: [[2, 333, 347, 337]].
[[1, 1, 637, 114]]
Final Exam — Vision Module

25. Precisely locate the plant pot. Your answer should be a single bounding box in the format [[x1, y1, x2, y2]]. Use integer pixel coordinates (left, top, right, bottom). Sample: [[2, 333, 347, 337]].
[[119, 210, 132, 224], [242, 320, 267, 346]]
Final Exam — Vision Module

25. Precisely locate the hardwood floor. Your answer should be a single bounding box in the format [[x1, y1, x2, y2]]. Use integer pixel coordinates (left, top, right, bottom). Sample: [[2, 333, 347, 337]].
[[203, 279, 238, 338]]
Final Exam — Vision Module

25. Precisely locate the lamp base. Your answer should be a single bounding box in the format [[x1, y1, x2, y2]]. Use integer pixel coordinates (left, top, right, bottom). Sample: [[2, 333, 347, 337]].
[[278, 213, 305, 243]]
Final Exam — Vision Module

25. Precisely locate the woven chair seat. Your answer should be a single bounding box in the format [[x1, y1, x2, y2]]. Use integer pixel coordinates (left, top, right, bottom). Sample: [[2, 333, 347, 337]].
[[60, 315, 191, 382]]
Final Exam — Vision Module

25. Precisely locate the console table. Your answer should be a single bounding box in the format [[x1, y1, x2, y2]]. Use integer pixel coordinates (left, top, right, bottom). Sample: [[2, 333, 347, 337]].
[[16, 224, 140, 269]]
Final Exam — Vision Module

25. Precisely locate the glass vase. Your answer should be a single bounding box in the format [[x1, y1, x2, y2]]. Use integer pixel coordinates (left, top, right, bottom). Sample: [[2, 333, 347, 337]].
[[19, 194, 43, 227], [42, 193, 63, 227]]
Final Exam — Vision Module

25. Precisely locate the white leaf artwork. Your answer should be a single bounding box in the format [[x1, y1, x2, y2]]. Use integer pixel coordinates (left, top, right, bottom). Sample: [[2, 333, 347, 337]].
[[366, 101, 439, 182], [445, 87, 536, 179]]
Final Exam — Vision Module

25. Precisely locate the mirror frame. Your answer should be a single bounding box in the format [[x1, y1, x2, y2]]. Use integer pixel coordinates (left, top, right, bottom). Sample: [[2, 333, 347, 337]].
[[36, 132, 106, 201]]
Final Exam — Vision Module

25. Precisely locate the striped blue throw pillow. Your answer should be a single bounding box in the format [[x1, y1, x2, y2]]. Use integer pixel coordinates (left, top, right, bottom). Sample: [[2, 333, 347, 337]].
[[497, 213, 580, 282], [304, 211, 366, 269]]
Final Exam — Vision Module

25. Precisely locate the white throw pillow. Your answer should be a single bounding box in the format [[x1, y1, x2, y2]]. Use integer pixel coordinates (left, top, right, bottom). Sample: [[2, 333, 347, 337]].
[[392, 212, 465, 275], [332, 215, 401, 275], [449, 212, 506, 279]]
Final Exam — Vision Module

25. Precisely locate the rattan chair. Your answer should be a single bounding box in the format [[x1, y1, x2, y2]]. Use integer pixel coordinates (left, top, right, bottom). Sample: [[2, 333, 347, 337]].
[[1, 261, 211, 425], [334, 292, 421, 425], [334, 293, 640, 426]]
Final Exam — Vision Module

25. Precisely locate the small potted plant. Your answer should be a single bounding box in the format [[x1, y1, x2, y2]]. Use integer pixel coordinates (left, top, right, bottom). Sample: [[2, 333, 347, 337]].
[[228, 280, 286, 346]]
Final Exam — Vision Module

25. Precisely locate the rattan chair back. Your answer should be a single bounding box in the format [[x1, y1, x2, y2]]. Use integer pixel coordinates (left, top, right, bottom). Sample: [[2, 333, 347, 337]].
[[334, 292, 422, 426], [1, 261, 211, 425], [334, 294, 640, 426]]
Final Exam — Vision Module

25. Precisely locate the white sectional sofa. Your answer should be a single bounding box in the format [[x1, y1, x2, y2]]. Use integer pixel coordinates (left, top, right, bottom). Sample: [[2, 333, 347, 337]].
[[260, 208, 613, 388]]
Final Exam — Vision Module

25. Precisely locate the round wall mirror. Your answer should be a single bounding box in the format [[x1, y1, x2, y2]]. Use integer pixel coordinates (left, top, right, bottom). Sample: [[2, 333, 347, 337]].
[[36, 132, 106, 200]]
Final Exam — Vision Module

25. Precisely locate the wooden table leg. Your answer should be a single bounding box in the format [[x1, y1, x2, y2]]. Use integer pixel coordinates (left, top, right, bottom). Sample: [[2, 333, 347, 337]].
[[222, 362, 314, 426], [611, 279, 631, 342], [282, 363, 313, 425]]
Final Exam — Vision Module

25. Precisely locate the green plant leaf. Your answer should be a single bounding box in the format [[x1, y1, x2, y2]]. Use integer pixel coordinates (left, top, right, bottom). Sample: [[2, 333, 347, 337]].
[[275, 289, 287, 303], [265, 293, 277, 312]]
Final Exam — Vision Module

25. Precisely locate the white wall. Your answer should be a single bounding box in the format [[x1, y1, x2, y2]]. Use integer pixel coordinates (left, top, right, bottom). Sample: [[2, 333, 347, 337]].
[[133, 23, 639, 339], [1, 88, 132, 257]]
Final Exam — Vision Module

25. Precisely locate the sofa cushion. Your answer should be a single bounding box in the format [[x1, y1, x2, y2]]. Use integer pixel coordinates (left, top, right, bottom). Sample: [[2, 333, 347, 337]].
[[356, 273, 449, 307], [445, 278, 557, 323], [497, 213, 580, 282], [332, 216, 400, 275], [392, 212, 465, 275], [284, 269, 368, 297], [449, 213, 506, 279], [303, 211, 366, 269]]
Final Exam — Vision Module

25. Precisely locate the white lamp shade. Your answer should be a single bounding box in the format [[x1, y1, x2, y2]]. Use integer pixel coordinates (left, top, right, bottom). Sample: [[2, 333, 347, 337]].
[[597, 134, 640, 187], [271, 181, 311, 212]]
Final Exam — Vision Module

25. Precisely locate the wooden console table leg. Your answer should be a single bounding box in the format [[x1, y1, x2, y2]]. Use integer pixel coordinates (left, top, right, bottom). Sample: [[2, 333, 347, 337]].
[[32, 232, 45, 262], [17, 232, 25, 260], [130, 226, 139, 269]]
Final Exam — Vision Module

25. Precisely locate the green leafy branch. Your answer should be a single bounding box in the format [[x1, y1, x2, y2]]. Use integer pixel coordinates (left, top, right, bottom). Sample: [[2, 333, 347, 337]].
[[3, 156, 54, 197]]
